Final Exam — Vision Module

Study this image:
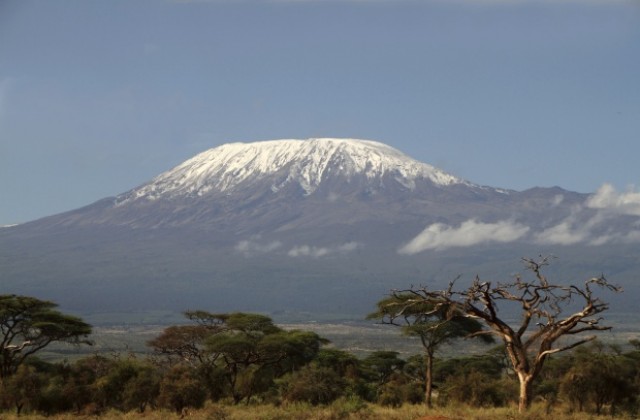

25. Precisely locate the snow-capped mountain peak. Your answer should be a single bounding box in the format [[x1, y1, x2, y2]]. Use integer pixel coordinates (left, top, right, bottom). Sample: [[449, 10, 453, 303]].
[[120, 138, 467, 202]]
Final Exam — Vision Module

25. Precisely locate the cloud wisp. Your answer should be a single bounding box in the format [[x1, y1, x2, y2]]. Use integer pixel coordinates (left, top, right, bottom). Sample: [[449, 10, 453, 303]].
[[235, 237, 282, 255], [533, 220, 590, 246], [586, 183, 640, 216], [401, 184, 640, 253], [399, 219, 530, 254], [288, 245, 329, 258], [535, 217, 640, 246], [534, 184, 640, 246], [235, 237, 361, 258], [288, 242, 360, 258], [238, 184, 640, 257]]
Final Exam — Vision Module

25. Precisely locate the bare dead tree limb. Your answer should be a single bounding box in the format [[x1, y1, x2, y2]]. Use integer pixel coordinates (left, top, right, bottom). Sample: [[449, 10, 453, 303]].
[[391, 256, 622, 413]]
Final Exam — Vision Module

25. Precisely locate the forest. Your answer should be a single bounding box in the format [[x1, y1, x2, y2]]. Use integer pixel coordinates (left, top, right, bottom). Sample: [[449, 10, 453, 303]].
[[1, 259, 639, 419]]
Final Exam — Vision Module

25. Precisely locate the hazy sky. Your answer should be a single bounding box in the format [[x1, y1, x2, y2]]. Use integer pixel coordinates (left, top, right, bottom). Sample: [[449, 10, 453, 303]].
[[1, 0, 639, 225]]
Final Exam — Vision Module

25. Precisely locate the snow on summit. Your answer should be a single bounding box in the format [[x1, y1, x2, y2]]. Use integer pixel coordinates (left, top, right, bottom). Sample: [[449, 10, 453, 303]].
[[122, 138, 466, 201]]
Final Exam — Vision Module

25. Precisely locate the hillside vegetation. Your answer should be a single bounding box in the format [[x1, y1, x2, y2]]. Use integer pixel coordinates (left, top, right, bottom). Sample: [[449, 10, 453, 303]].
[[1, 261, 637, 418], [1, 308, 640, 418]]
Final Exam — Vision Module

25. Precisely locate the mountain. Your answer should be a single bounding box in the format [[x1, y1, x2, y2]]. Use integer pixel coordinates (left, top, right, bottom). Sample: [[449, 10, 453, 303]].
[[1, 138, 638, 318]]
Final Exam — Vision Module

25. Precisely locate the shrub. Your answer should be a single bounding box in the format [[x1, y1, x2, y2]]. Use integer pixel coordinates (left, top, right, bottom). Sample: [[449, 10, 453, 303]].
[[280, 364, 346, 405], [158, 365, 208, 412]]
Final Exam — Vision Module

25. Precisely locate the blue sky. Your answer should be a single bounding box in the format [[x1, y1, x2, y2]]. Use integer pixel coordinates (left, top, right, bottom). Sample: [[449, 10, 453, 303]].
[[1, 0, 639, 225]]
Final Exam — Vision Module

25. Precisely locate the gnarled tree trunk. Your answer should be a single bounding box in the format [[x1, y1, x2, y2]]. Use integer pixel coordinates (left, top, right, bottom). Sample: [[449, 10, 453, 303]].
[[517, 373, 534, 413]]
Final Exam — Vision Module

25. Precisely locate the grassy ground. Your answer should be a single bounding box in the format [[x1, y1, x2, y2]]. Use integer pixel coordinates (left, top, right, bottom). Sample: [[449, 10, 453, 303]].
[[0, 401, 636, 420]]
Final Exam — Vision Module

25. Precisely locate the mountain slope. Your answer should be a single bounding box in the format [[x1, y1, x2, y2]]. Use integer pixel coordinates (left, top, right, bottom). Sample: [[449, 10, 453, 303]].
[[1, 138, 638, 317], [22, 138, 513, 232]]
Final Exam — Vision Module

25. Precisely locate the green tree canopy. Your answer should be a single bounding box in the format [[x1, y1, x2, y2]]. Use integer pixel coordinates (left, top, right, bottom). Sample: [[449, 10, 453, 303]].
[[0, 295, 92, 378], [368, 292, 493, 407], [149, 311, 327, 404]]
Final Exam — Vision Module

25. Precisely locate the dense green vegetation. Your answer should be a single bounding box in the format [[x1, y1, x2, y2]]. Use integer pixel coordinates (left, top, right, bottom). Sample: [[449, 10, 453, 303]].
[[1, 303, 640, 417], [0, 257, 636, 419], [367, 292, 494, 407]]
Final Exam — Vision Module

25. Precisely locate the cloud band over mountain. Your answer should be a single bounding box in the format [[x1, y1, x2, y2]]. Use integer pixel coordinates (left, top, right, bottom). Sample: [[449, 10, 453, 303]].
[[399, 220, 530, 253], [399, 184, 640, 253]]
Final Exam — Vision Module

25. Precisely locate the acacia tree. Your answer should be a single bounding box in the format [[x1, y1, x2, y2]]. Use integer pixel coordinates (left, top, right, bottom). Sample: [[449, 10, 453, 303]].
[[205, 313, 326, 403], [368, 293, 493, 407], [149, 311, 327, 404], [0, 295, 92, 378], [393, 257, 621, 413], [560, 341, 637, 415]]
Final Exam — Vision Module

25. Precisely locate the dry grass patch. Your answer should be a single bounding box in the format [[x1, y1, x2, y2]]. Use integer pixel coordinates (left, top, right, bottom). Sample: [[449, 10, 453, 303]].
[[0, 402, 638, 420]]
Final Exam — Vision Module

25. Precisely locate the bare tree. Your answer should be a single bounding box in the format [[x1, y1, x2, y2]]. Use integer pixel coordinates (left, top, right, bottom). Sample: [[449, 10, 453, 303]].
[[393, 257, 621, 413]]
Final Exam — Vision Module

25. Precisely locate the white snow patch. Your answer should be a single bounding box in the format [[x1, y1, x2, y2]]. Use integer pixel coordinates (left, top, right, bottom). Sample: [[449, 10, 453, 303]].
[[123, 138, 470, 201]]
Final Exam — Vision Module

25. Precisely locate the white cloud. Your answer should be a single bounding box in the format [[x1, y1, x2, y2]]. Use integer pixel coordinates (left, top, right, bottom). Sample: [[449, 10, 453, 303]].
[[586, 183, 640, 216], [235, 238, 282, 255], [552, 194, 564, 206], [622, 230, 640, 243], [588, 230, 640, 246], [534, 193, 640, 246], [533, 209, 609, 246], [288, 242, 361, 258], [235, 237, 360, 258], [534, 221, 589, 246], [288, 245, 329, 258], [398, 219, 529, 254], [337, 242, 360, 252]]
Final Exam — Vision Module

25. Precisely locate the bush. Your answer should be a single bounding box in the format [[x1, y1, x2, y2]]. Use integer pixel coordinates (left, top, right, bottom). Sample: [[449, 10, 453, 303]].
[[439, 370, 514, 407], [158, 365, 208, 412], [329, 396, 371, 419], [280, 364, 347, 405], [376, 372, 423, 407]]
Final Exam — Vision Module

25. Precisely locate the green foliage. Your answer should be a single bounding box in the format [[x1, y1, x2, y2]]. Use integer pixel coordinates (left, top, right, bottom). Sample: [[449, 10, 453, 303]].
[[315, 348, 359, 376], [432, 352, 514, 408], [361, 351, 421, 406], [279, 364, 346, 405], [559, 341, 639, 415], [361, 351, 405, 385], [369, 292, 493, 407], [3, 300, 640, 417], [158, 365, 208, 412], [434, 352, 506, 382], [150, 311, 328, 404], [368, 293, 493, 349], [93, 358, 160, 412], [1, 364, 44, 414], [439, 369, 515, 407], [0, 294, 92, 378], [377, 372, 423, 407], [329, 395, 372, 418]]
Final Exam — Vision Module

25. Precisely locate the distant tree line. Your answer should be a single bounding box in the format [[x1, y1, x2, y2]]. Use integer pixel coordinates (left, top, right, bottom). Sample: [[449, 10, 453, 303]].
[[0, 259, 637, 416]]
